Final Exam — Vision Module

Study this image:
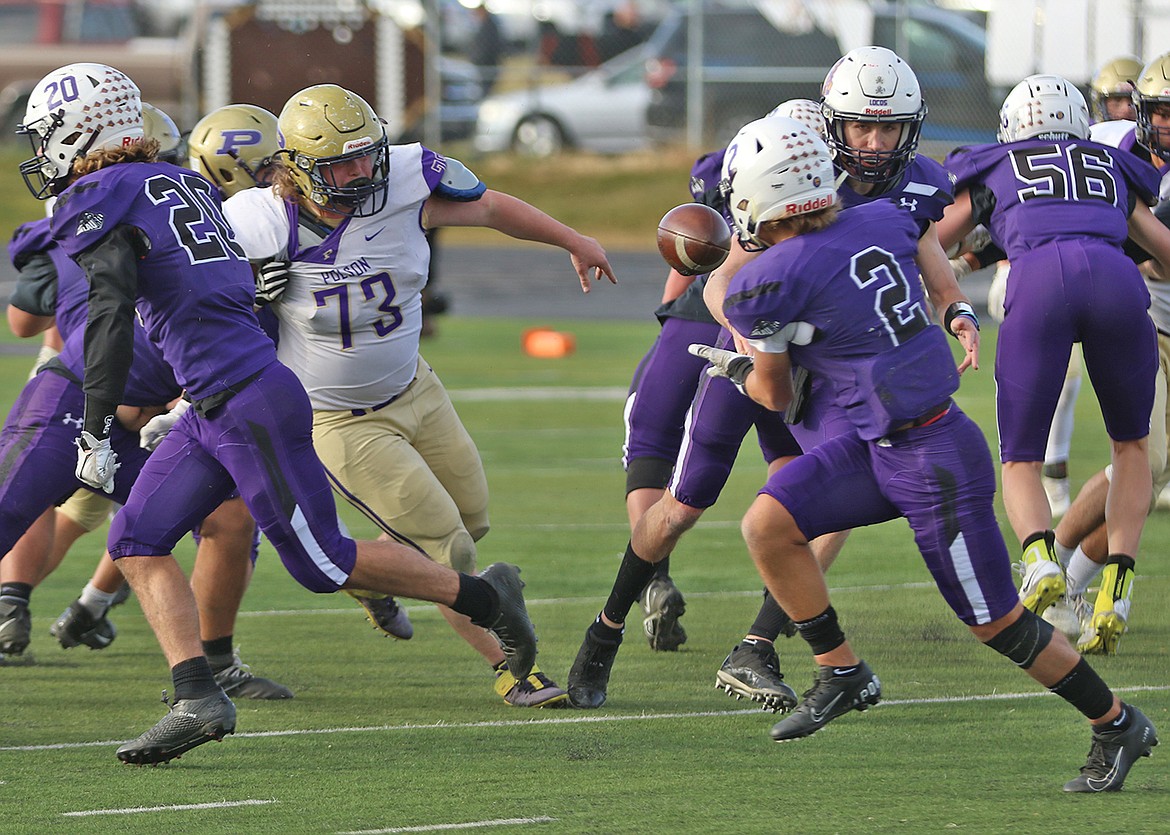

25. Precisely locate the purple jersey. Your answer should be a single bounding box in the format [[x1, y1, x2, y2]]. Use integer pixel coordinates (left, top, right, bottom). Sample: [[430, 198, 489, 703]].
[[50, 161, 274, 402], [944, 139, 1160, 260], [8, 218, 89, 340], [837, 155, 955, 223], [724, 201, 958, 440]]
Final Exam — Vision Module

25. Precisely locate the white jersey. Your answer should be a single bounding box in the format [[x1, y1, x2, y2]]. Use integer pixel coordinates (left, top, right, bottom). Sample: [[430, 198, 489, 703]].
[[1090, 120, 1170, 332], [226, 144, 438, 410]]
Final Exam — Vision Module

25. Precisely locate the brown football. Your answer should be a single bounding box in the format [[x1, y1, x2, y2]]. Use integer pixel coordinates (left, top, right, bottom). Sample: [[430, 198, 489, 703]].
[[656, 202, 732, 276]]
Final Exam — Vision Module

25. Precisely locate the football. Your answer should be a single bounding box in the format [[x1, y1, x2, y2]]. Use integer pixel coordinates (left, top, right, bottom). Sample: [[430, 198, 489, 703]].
[[656, 203, 732, 276]]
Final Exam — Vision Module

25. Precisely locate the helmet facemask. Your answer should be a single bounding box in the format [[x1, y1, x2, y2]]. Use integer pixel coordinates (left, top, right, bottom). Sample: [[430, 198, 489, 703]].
[[720, 116, 838, 250], [15, 63, 143, 199], [278, 84, 391, 218], [286, 137, 390, 217], [1135, 53, 1170, 161], [821, 46, 926, 192]]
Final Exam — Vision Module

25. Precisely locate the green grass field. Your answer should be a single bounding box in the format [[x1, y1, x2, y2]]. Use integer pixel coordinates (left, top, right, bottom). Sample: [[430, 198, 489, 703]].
[[0, 317, 1166, 834]]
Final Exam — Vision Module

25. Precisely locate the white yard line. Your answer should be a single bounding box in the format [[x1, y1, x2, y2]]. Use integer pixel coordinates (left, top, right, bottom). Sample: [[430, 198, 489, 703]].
[[63, 799, 276, 817], [450, 387, 626, 401], [338, 816, 558, 834], [10, 684, 1169, 755]]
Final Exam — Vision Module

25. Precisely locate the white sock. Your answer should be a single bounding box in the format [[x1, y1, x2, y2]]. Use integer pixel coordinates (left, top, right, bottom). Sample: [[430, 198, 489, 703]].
[[1066, 548, 1104, 596], [1053, 537, 1075, 569], [78, 583, 117, 617]]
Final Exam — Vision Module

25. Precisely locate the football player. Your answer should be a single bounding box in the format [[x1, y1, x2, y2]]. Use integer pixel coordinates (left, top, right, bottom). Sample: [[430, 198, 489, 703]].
[[1044, 51, 1170, 654], [220, 83, 614, 708], [12, 63, 539, 764], [0, 102, 292, 702], [566, 48, 979, 712], [702, 113, 1157, 793], [936, 75, 1170, 653]]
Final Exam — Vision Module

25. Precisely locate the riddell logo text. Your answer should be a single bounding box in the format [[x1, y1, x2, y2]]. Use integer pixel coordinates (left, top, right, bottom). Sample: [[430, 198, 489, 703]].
[[786, 194, 831, 215], [864, 107, 893, 116]]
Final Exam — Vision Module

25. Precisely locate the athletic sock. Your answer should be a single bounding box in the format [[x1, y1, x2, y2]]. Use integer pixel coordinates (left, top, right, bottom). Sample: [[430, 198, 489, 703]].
[[1066, 547, 1104, 596], [172, 656, 221, 700], [78, 582, 117, 618]]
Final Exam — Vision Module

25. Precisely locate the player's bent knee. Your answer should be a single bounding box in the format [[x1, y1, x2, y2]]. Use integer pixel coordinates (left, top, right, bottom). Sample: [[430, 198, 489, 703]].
[[983, 608, 1054, 669], [440, 529, 477, 575], [626, 456, 674, 494]]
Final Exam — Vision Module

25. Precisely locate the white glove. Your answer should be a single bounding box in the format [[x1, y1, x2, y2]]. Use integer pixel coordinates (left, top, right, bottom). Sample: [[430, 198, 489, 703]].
[[139, 398, 191, 451], [687, 343, 754, 394], [75, 431, 120, 494], [255, 259, 291, 305]]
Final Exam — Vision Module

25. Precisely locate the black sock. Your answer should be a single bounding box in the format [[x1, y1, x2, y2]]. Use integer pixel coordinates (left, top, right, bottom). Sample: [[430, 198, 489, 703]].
[[793, 606, 846, 655], [601, 542, 659, 625], [0, 582, 33, 606], [1104, 704, 1132, 733], [748, 590, 792, 642], [202, 636, 234, 669], [653, 556, 671, 580], [588, 613, 624, 645], [453, 574, 498, 625], [1049, 658, 1116, 721], [172, 656, 220, 700]]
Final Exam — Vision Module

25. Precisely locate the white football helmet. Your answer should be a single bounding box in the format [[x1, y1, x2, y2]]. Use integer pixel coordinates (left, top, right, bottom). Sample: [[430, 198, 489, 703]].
[[17, 62, 143, 199], [766, 98, 827, 139], [1134, 52, 1170, 161], [188, 103, 281, 197], [142, 102, 182, 165], [997, 74, 1089, 143], [720, 116, 837, 250], [821, 46, 926, 189]]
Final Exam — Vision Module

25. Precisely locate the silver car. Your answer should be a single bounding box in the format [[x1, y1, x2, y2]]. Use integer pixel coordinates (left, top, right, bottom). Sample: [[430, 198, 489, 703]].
[[473, 46, 652, 156]]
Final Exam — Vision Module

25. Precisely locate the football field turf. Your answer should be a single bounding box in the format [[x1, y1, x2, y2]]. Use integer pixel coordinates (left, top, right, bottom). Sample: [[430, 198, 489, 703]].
[[0, 317, 1166, 833]]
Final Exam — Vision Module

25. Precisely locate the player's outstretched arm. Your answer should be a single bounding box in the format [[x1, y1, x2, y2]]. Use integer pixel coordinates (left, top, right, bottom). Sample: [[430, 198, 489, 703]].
[[424, 190, 616, 291]]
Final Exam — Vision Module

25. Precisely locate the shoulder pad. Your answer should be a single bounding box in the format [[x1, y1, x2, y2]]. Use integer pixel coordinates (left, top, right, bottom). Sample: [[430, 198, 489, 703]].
[[435, 157, 486, 202]]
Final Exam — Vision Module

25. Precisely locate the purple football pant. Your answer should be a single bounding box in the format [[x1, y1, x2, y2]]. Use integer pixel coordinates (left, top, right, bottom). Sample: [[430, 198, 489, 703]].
[[623, 317, 722, 469], [670, 329, 801, 509], [109, 362, 357, 592], [0, 370, 150, 556], [997, 240, 1156, 461], [761, 407, 1018, 626]]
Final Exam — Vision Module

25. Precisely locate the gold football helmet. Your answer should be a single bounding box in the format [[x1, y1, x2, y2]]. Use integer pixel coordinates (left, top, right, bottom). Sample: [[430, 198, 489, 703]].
[[1135, 52, 1170, 160], [188, 104, 281, 197], [1090, 56, 1142, 121], [277, 84, 389, 216], [141, 102, 182, 164]]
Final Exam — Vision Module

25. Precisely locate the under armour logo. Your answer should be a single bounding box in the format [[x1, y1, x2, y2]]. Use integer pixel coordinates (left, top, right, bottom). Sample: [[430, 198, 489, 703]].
[[899, 197, 919, 212], [62, 413, 83, 429]]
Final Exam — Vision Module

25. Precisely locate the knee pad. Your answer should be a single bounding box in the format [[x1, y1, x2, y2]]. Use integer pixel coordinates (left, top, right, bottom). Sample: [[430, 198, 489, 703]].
[[984, 608, 1054, 669], [438, 529, 477, 575], [625, 457, 674, 494]]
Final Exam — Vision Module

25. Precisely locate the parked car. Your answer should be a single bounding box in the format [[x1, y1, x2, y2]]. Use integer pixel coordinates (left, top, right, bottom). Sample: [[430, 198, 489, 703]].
[[642, 0, 998, 147], [396, 56, 485, 143], [0, 0, 195, 135], [473, 44, 652, 156]]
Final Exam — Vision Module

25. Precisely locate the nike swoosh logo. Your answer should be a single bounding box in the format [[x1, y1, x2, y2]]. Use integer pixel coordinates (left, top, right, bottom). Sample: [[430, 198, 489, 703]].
[[365, 227, 386, 241], [1086, 751, 1124, 791], [809, 692, 844, 724]]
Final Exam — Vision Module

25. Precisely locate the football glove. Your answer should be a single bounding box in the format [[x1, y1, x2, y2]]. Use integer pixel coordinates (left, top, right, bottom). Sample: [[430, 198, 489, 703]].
[[139, 398, 191, 451], [75, 431, 120, 494], [688, 343, 754, 395], [255, 259, 291, 305]]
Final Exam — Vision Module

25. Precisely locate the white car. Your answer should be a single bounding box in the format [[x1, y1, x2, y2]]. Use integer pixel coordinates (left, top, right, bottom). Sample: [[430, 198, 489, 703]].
[[473, 46, 652, 156]]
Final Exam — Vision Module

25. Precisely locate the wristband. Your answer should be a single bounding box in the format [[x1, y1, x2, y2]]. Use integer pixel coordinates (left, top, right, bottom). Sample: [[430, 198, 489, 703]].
[[944, 301, 980, 338]]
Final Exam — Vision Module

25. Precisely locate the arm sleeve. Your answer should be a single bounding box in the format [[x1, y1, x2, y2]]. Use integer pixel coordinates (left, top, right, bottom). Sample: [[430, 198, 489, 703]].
[[74, 225, 147, 438], [7, 252, 58, 316]]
